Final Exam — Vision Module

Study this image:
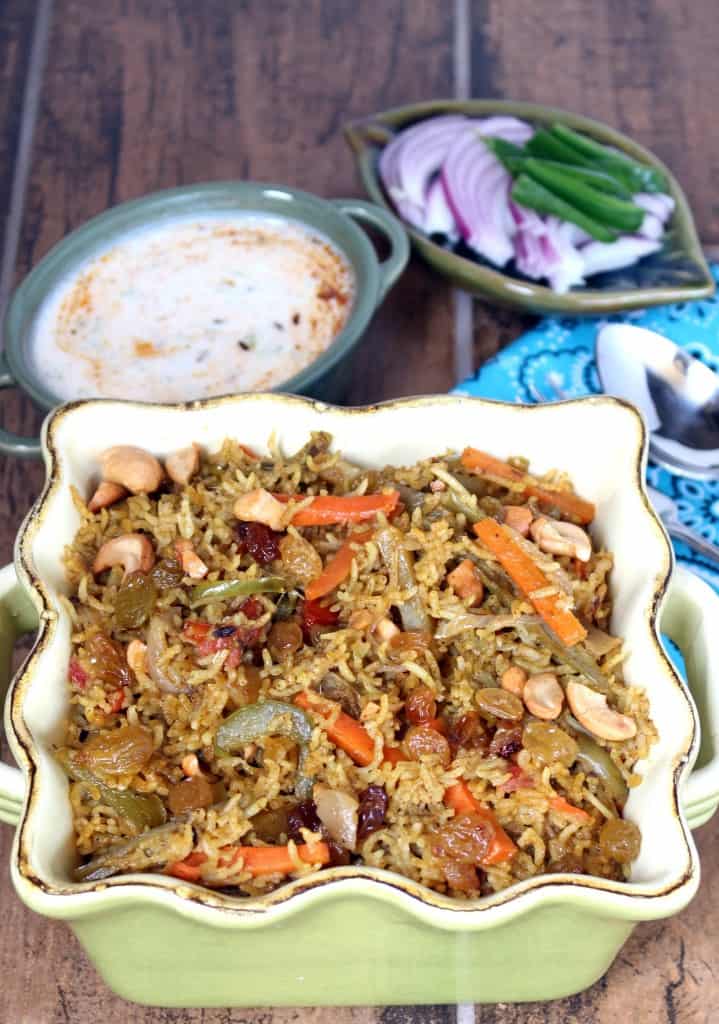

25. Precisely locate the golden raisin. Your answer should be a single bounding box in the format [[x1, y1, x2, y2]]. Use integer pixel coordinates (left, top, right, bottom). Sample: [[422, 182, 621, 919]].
[[475, 687, 524, 721], [405, 685, 437, 725], [403, 725, 451, 767]]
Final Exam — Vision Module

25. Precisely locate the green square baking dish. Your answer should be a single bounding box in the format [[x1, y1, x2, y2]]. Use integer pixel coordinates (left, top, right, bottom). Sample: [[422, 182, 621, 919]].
[[2, 393, 719, 1006]]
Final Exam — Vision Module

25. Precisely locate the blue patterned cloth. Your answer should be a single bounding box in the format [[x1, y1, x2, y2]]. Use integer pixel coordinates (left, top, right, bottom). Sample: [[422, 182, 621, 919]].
[[452, 265, 719, 596]]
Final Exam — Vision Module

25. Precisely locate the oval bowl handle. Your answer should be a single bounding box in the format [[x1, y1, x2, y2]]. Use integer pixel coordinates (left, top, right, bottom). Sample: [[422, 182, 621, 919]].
[[0, 563, 39, 826], [0, 353, 42, 458], [330, 198, 409, 304], [661, 565, 719, 829]]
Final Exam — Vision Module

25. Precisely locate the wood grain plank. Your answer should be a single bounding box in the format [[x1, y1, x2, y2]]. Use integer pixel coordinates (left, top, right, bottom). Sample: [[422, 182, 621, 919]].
[[0, 1, 454, 1021], [0, 1, 47, 553], [0, 0, 35, 254]]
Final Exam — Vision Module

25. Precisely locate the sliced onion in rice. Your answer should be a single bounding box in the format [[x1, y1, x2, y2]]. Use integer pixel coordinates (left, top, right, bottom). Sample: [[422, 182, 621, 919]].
[[435, 613, 540, 639], [146, 614, 186, 694], [313, 784, 358, 851]]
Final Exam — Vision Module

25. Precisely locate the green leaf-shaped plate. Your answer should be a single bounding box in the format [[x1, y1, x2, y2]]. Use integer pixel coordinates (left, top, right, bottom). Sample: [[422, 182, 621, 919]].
[[345, 99, 715, 315]]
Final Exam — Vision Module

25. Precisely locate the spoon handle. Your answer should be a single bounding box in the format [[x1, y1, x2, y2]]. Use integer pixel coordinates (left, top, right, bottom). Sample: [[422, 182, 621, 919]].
[[664, 521, 719, 566]]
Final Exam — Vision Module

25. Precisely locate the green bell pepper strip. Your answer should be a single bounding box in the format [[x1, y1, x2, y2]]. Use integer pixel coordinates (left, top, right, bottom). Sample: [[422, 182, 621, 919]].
[[189, 575, 285, 608], [215, 700, 314, 799], [551, 122, 668, 194], [511, 174, 617, 243], [522, 158, 644, 233], [57, 750, 167, 830]]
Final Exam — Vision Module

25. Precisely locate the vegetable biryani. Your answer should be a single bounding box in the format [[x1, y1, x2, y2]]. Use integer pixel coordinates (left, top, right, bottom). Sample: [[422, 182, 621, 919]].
[[59, 434, 655, 896]]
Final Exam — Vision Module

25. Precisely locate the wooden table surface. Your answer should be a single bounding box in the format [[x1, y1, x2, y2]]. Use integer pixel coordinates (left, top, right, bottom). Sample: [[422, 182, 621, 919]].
[[1, 2, 718, 1021]]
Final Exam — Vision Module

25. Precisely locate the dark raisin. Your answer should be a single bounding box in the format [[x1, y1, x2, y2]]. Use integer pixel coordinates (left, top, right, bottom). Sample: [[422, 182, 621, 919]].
[[213, 625, 237, 638], [490, 723, 523, 759], [236, 521, 281, 565], [357, 784, 389, 842], [446, 711, 487, 757], [288, 799, 350, 865], [287, 800, 322, 841], [327, 839, 351, 866]]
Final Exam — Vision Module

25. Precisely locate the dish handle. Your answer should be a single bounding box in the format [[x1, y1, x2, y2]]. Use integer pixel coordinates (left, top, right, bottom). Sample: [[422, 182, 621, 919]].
[[0, 353, 42, 458], [0, 564, 39, 826], [330, 198, 409, 303], [662, 565, 719, 829]]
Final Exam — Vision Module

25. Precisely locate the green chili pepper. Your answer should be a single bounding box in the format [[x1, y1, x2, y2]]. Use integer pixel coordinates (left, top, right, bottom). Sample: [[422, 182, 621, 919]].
[[523, 159, 632, 199], [550, 122, 668, 194], [215, 700, 314, 798], [189, 575, 285, 608], [483, 136, 527, 175], [526, 128, 595, 166], [58, 750, 166, 830], [523, 159, 644, 232], [511, 174, 617, 243]]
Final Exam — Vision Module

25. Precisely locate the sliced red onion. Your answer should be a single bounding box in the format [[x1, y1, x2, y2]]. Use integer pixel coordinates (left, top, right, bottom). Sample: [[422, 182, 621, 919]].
[[545, 218, 586, 293], [633, 192, 675, 222], [511, 206, 585, 294], [579, 236, 661, 276], [378, 115, 469, 229], [638, 212, 664, 240], [424, 177, 457, 236], [475, 116, 534, 146], [442, 128, 516, 267]]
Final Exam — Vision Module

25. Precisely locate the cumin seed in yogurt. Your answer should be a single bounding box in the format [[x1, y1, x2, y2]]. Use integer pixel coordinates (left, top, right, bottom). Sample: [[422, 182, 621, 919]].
[[30, 215, 355, 401]]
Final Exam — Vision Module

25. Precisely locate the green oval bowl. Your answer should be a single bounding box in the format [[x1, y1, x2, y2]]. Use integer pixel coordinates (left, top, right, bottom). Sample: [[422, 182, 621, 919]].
[[0, 181, 409, 457], [345, 99, 715, 315]]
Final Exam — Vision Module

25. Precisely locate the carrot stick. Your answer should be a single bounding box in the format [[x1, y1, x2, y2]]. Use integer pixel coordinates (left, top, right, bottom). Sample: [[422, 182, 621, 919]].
[[275, 492, 400, 526], [294, 691, 375, 766], [305, 530, 372, 602], [382, 746, 406, 766], [549, 795, 592, 821], [443, 780, 517, 865], [473, 519, 587, 646], [233, 842, 330, 876], [444, 779, 480, 814], [461, 447, 595, 525], [166, 851, 208, 882]]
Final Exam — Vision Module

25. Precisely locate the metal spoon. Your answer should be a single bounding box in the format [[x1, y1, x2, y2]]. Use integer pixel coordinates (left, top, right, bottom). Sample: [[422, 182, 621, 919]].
[[646, 485, 719, 565], [595, 324, 719, 479]]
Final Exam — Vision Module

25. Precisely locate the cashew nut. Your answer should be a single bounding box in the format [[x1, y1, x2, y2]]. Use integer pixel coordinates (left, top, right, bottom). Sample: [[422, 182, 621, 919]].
[[88, 480, 127, 513], [524, 672, 564, 720], [175, 539, 208, 579], [126, 639, 148, 676], [504, 505, 533, 537], [99, 446, 164, 494], [530, 516, 592, 562], [165, 444, 201, 486], [181, 754, 200, 777], [93, 533, 155, 578], [566, 681, 637, 741], [374, 616, 400, 642], [501, 665, 528, 698], [233, 488, 287, 531]]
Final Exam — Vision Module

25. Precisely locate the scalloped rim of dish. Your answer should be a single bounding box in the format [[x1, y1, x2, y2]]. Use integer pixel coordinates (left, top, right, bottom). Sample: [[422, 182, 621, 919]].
[[7, 392, 698, 928], [344, 98, 715, 314]]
